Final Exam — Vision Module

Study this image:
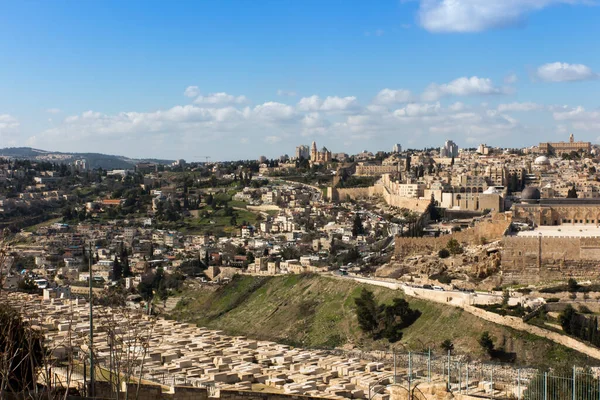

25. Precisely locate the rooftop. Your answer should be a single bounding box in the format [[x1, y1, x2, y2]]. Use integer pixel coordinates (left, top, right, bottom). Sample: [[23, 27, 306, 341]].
[[516, 225, 600, 237]]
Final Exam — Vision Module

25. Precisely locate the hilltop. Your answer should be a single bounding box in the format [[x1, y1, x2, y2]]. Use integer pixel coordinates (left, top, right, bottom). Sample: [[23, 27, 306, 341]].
[[0, 147, 173, 170], [169, 274, 598, 369]]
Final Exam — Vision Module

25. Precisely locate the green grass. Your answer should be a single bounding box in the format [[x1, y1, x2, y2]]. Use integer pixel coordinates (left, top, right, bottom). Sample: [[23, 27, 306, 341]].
[[168, 274, 598, 368], [23, 217, 63, 232]]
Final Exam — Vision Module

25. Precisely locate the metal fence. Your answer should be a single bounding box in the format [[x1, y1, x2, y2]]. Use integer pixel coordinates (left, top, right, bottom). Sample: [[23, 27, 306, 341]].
[[378, 350, 600, 400]]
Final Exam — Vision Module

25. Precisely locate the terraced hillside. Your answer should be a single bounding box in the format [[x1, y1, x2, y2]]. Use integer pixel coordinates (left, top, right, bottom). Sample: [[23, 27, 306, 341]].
[[169, 274, 598, 369]]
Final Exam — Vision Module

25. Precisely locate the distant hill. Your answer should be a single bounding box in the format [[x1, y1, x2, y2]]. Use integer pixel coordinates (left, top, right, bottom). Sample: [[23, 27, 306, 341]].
[[0, 147, 174, 170]]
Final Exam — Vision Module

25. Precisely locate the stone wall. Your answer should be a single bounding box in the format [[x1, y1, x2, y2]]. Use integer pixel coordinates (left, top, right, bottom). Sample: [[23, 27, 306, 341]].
[[395, 214, 511, 258], [326, 184, 429, 214], [501, 236, 600, 283]]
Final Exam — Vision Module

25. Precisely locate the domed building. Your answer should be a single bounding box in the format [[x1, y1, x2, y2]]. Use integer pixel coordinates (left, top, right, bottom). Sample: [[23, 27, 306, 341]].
[[521, 186, 541, 203], [534, 155, 550, 166]]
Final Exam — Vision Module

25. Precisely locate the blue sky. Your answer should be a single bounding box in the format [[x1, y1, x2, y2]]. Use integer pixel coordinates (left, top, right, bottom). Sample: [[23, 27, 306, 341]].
[[1, 0, 599, 161]]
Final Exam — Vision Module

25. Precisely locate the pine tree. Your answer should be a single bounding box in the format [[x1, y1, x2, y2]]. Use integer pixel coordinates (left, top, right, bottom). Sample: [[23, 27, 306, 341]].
[[121, 248, 132, 277], [352, 213, 365, 237], [112, 255, 122, 281]]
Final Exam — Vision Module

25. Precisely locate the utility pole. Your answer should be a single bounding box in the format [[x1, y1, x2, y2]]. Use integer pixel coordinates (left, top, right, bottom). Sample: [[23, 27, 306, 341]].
[[88, 243, 95, 397], [538, 232, 542, 270]]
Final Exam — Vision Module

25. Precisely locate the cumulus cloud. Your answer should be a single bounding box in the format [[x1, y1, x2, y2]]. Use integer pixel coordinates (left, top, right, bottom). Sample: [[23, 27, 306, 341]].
[[297, 95, 359, 112], [497, 102, 544, 112], [184, 86, 199, 98], [536, 62, 598, 82], [418, 0, 591, 33], [194, 92, 248, 105], [0, 114, 19, 132], [253, 102, 295, 121], [30, 86, 569, 159], [394, 102, 441, 118], [373, 88, 413, 104], [422, 76, 504, 101], [553, 106, 600, 131]]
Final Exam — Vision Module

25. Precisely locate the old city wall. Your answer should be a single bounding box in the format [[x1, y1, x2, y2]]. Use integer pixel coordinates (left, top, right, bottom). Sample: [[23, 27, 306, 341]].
[[395, 214, 512, 258], [326, 185, 428, 213], [501, 236, 600, 284]]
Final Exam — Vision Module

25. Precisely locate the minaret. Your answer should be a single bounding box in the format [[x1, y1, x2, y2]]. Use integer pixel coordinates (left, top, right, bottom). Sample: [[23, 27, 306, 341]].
[[570, 133, 574, 143]]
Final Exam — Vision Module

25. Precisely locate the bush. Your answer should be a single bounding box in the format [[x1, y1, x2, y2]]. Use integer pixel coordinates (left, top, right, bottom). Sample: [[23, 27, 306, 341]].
[[546, 298, 560, 303], [579, 305, 593, 314], [479, 331, 495, 356], [354, 288, 421, 342], [441, 339, 454, 353], [446, 238, 463, 255], [438, 248, 450, 259]]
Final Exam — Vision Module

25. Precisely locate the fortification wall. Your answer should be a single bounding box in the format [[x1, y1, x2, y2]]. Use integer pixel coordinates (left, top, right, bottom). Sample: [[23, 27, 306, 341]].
[[395, 214, 511, 258], [326, 184, 429, 213], [500, 236, 600, 284]]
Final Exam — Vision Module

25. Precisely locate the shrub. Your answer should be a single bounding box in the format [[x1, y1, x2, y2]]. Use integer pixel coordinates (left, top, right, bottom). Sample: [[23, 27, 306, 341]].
[[438, 248, 450, 259], [440, 339, 454, 353], [479, 331, 495, 356]]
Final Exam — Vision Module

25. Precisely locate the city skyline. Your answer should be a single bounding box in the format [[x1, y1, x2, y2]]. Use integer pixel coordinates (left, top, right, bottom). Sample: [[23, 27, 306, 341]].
[[1, 1, 600, 160]]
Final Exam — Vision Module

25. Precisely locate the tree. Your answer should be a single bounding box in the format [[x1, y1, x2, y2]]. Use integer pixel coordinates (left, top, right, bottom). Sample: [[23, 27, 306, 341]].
[[121, 248, 132, 278], [502, 290, 510, 308], [441, 339, 454, 353], [354, 288, 379, 334], [0, 304, 44, 393], [352, 213, 365, 237], [446, 238, 463, 255], [112, 255, 123, 281], [567, 185, 578, 198], [568, 278, 579, 292], [559, 305, 578, 334], [354, 289, 421, 342], [450, 156, 455, 166], [478, 331, 495, 356]]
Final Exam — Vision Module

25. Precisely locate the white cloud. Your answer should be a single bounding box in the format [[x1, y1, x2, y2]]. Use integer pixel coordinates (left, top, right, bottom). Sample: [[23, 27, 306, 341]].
[[373, 88, 413, 104], [497, 102, 544, 112], [297, 95, 359, 112], [194, 92, 248, 105], [504, 73, 518, 84], [418, 0, 591, 33], [277, 89, 297, 97], [46, 108, 61, 114], [297, 95, 322, 111], [422, 76, 504, 101], [536, 62, 598, 82], [0, 114, 20, 135], [448, 102, 466, 112], [394, 102, 441, 118], [252, 102, 296, 121], [553, 106, 600, 131], [321, 96, 359, 111], [184, 86, 199, 98]]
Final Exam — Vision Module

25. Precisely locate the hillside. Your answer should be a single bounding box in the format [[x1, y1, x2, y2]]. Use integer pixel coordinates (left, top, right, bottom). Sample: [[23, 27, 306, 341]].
[[169, 274, 598, 369], [0, 147, 173, 169]]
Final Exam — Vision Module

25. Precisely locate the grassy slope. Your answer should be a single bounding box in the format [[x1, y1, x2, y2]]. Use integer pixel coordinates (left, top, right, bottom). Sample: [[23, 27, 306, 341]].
[[170, 274, 598, 369]]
